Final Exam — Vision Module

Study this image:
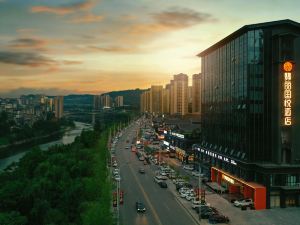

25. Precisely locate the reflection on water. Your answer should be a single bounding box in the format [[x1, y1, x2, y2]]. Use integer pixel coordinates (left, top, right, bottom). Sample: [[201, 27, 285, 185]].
[[0, 122, 92, 170]]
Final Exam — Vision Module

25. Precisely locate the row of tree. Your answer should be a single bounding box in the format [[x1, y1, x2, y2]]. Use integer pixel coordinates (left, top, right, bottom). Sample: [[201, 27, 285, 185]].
[[0, 128, 113, 225]]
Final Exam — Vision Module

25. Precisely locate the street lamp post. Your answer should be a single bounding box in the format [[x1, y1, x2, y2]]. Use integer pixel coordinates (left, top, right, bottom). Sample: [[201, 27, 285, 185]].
[[198, 162, 201, 222]]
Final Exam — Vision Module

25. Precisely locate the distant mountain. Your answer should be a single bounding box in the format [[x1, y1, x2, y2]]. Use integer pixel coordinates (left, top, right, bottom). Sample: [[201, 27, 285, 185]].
[[102, 89, 146, 108], [62, 89, 146, 110], [63, 94, 94, 106]]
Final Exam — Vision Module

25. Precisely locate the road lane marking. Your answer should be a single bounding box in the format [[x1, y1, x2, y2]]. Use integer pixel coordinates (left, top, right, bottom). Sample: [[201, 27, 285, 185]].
[[128, 164, 164, 225]]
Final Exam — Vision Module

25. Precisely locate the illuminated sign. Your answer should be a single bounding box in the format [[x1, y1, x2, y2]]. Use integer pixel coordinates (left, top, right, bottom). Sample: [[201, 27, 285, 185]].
[[195, 147, 237, 166], [170, 132, 185, 139], [283, 61, 293, 72], [222, 174, 235, 184], [283, 61, 293, 126]]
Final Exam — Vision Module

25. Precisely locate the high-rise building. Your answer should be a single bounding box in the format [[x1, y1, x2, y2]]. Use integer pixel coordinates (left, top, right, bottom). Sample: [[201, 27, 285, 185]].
[[169, 80, 175, 115], [140, 90, 150, 113], [162, 84, 170, 114], [101, 95, 112, 108], [150, 85, 163, 114], [192, 73, 201, 114], [171, 73, 188, 116], [93, 95, 101, 110], [188, 86, 193, 113], [115, 96, 124, 107], [196, 19, 300, 209], [54, 96, 64, 118]]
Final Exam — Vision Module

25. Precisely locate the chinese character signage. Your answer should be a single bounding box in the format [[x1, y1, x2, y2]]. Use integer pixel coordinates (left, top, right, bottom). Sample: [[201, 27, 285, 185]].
[[283, 61, 293, 126]]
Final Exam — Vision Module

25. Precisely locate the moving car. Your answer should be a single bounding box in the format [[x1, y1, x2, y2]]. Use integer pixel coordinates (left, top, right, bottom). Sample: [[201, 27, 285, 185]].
[[158, 181, 168, 188], [233, 198, 253, 208], [136, 202, 146, 213], [139, 168, 145, 174]]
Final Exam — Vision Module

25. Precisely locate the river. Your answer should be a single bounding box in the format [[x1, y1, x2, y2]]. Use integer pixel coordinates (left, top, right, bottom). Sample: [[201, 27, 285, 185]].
[[0, 122, 92, 171]]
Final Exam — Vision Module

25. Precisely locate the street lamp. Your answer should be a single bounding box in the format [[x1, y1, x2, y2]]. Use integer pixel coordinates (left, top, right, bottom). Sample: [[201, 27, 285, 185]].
[[198, 162, 202, 222]]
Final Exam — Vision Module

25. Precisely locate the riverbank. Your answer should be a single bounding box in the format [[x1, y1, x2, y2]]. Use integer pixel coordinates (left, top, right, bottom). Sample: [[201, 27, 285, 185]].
[[0, 122, 92, 170], [0, 129, 64, 159]]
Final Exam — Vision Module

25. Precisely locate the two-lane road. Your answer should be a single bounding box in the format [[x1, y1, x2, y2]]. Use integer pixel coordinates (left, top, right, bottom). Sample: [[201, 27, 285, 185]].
[[114, 121, 198, 225]]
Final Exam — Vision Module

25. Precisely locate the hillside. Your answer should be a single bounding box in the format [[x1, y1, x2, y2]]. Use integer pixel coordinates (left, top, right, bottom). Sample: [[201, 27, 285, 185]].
[[102, 89, 146, 108]]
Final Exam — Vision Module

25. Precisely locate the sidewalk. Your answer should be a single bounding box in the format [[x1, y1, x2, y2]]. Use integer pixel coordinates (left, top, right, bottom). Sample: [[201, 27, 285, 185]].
[[166, 179, 209, 225]]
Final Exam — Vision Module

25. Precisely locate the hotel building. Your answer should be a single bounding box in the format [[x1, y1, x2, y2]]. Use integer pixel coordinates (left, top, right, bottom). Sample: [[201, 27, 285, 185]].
[[195, 20, 300, 209]]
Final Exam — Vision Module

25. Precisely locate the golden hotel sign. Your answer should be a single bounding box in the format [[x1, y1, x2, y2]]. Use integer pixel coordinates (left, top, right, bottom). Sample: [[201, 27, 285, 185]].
[[283, 61, 293, 126]]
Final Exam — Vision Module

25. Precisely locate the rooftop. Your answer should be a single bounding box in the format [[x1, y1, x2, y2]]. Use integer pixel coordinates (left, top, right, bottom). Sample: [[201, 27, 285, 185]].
[[198, 19, 300, 57]]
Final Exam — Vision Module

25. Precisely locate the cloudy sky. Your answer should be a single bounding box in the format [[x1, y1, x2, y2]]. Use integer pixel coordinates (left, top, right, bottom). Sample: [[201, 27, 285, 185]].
[[1, 0, 300, 96]]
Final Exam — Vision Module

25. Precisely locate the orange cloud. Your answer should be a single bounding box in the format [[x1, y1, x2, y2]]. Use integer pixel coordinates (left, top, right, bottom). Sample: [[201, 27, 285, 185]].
[[31, 0, 97, 15], [69, 13, 104, 23]]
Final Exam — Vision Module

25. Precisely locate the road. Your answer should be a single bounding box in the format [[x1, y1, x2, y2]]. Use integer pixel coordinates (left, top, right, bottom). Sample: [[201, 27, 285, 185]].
[[114, 121, 198, 225]]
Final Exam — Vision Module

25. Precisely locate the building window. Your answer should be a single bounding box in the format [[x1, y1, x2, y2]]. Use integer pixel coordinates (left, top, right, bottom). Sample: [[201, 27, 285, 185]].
[[286, 175, 298, 187]]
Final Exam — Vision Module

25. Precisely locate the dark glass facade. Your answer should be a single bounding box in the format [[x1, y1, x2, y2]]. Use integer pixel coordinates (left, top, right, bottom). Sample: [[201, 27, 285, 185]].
[[197, 20, 300, 208]]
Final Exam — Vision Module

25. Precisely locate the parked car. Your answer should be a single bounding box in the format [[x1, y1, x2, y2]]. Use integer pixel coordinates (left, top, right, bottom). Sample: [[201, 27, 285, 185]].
[[113, 169, 119, 176], [183, 165, 194, 171], [233, 198, 253, 208], [208, 214, 229, 224], [136, 202, 146, 213], [191, 171, 203, 177], [158, 181, 168, 188], [186, 193, 195, 201], [194, 204, 210, 212], [199, 207, 218, 219]]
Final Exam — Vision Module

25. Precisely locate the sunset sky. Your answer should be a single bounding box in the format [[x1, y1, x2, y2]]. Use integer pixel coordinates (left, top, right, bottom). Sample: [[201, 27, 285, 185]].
[[1, 0, 300, 96]]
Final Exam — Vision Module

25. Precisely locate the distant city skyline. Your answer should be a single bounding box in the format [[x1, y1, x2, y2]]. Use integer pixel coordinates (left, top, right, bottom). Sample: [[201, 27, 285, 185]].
[[1, 0, 300, 97]]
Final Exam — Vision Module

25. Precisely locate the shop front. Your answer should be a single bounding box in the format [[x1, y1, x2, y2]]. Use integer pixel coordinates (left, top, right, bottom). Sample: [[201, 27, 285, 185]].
[[211, 167, 266, 210], [176, 147, 185, 162]]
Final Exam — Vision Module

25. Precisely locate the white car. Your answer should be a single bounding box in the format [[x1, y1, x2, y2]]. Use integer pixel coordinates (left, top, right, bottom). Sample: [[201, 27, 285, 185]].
[[234, 198, 253, 207], [186, 193, 195, 201], [160, 172, 167, 176], [183, 165, 194, 171], [180, 192, 188, 198], [179, 187, 190, 194], [113, 170, 119, 176], [114, 175, 121, 181]]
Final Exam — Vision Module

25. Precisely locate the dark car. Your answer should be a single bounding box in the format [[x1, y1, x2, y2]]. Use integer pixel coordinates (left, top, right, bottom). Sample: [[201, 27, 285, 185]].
[[199, 208, 218, 219], [158, 181, 168, 188], [208, 214, 229, 224], [139, 168, 145, 174], [136, 202, 146, 213]]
